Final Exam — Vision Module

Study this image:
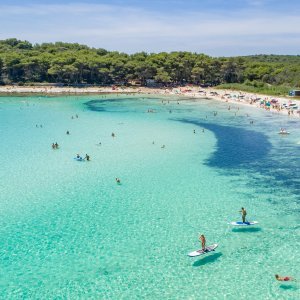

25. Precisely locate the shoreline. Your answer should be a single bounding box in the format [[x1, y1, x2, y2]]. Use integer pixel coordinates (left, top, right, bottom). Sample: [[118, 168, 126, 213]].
[[0, 85, 299, 119]]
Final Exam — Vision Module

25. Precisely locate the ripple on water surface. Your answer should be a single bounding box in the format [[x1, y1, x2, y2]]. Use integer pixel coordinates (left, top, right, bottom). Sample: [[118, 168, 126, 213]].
[[0, 95, 299, 299]]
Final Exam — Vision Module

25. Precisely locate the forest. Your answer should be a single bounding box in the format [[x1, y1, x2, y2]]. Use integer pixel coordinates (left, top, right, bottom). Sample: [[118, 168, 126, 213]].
[[0, 38, 299, 94]]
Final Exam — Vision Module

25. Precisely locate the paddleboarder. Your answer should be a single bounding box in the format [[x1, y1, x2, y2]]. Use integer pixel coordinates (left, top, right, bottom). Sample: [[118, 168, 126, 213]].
[[240, 207, 247, 223], [199, 234, 206, 251]]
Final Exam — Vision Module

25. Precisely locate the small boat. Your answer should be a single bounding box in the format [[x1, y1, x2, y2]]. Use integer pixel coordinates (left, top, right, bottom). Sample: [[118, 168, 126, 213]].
[[289, 104, 298, 110], [278, 130, 290, 135], [74, 156, 84, 161]]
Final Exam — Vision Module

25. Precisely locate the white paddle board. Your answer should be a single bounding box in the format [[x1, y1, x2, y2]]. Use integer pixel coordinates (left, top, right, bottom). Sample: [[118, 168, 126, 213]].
[[230, 221, 258, 226], [188, 243, 218, 257]]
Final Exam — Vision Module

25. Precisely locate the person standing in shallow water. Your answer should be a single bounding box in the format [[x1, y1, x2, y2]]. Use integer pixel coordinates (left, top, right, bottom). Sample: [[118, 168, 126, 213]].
[[240, 207, 247, 223]]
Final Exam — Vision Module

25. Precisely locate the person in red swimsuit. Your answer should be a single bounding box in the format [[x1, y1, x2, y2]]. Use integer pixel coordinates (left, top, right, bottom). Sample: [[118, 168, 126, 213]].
[[275, 274, 295, 281]]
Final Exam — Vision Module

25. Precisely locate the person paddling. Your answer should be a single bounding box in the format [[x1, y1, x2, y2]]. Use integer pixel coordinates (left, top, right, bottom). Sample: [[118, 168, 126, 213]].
[[199, 234, 206, 251], [240, 207, 247, 223]]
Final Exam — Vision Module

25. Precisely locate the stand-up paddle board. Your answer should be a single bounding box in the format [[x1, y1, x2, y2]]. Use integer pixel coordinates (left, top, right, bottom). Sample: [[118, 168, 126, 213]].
[[188, 244, 218, 257], [230, 221, 258, 226]]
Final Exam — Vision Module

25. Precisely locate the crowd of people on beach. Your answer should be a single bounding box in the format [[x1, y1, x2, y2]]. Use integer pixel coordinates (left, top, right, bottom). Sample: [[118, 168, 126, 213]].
[[155, 86, 300, 119], [4, 84, 300, 120]]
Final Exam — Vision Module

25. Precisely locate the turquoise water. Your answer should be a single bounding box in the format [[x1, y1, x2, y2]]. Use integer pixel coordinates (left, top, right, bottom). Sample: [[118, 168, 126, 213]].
[[0, 95, 299, 299]]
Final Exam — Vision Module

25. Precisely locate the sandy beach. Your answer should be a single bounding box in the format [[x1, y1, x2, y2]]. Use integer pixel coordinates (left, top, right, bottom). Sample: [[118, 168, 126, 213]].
[[0, 85, 299, 119]]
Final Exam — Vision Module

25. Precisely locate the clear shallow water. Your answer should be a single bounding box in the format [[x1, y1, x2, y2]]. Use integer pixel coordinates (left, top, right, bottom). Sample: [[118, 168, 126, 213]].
[[0, 95, 299, 299]]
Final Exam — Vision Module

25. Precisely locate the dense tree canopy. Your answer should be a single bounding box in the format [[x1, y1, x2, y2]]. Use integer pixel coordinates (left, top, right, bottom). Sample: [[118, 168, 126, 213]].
[[0, 38, 299, 88]]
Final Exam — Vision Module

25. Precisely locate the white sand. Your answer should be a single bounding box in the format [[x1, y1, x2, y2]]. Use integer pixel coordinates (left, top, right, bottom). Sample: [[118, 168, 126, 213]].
[[0, 85, 299, 119]]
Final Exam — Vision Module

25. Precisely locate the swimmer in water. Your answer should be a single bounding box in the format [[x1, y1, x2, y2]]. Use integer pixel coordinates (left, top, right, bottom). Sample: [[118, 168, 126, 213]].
[[52, 143, 56, 149], [66, 131, 70, 135], [275, 274, 296, 282], [112, 133, 115, 138], [161, 145, 165, 149], [55, 142, 59, 149], [116, 178, 121, 184], [85, 154, 90, 161]]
